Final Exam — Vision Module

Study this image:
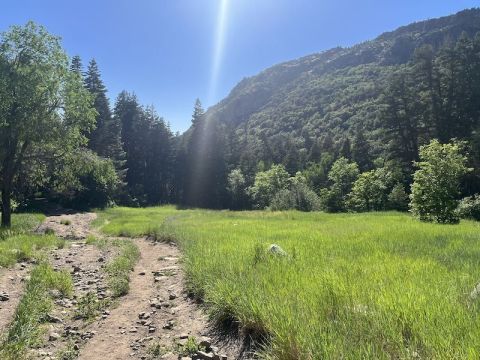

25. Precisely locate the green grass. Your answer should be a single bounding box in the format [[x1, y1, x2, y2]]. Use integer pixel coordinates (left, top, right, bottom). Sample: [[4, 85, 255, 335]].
[[0, 263, 73, 359], [96, 207, 480, 359], [0, 213, 63, 268], [105, 240, 140, 297], [0, 213, 45, 239], [0, 234, 65, 267]]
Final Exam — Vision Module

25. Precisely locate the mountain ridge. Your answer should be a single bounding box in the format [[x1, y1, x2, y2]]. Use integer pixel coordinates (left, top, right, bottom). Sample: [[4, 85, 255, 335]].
[[202, 7, 480, 145]]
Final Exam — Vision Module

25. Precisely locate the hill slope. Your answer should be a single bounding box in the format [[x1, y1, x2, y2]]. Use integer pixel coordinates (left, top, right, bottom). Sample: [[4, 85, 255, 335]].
[[203, 8, 480, 162]]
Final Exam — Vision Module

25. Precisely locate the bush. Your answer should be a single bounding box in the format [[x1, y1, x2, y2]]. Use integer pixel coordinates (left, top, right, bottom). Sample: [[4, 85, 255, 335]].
[[388, 183, 409, 211], [322, 157, 359, 212], [248, 165, 290, 209], [270, 173, 322, 212], [53, 149, 119, 209], [270, 190, 296, 211], [410, 140, 470, 223], [456, 195, 480, 221]]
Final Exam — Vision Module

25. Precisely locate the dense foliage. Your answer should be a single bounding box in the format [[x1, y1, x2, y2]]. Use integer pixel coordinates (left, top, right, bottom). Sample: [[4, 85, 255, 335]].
[[410, 140, 470, 223]]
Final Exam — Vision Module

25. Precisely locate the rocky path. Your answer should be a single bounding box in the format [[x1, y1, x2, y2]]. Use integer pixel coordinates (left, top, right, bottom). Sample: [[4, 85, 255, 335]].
[[0, 263, 31, 331], [21, 212, 245, 359]]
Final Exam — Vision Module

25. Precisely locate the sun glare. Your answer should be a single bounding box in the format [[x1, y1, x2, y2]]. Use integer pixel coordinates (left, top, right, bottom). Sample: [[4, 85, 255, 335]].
[[208, 0, 229, 105]]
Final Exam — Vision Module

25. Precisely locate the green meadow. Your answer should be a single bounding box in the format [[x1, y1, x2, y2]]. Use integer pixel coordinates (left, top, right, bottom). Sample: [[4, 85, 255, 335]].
[[97, 207, 480, 359]]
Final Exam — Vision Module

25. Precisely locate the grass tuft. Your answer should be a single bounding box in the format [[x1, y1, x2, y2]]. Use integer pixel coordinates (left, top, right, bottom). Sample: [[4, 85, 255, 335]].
[[104, 240, 140, 297]]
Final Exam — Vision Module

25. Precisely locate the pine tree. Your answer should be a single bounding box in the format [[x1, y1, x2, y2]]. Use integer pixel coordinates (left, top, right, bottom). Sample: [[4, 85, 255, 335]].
[[70, 55, 83, 74], [84, 59, 125, 176], [183, 99, 227, 208], [339, 136, 352, 159], [352, 128, 372, 172]]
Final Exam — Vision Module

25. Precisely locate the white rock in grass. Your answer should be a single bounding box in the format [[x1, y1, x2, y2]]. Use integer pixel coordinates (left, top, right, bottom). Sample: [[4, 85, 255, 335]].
[[470, 282, 480, 299], [268, 244, 287, 257]]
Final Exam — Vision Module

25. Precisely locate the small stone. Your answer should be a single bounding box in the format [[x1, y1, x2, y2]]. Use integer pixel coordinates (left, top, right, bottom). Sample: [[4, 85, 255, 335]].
[[196, 351, 214, 360], [139, 271, 146, 275], [97, 257, 105, 262], [268, 244, 287, 256], [148, 326, 156, 333], [162, 320, 174, 330], [49, 332, 61, 341], [45, 314, 62, 323], [199, 337, 212, 349], [178, 333, 189, 339], [168, 293, 177, 300], [129, 327, 138, 333], [138, 312, 150, 320], [0, 292, 9, 301]]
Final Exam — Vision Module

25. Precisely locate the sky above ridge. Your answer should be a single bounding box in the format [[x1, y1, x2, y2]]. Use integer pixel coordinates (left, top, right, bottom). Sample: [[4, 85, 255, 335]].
[[0, 0, 478, 132]]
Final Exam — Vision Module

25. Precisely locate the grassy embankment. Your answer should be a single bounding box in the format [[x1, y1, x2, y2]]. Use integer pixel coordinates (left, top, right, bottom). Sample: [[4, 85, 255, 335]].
[[96, 207, 480, 359], [0, 213, 72, 359]]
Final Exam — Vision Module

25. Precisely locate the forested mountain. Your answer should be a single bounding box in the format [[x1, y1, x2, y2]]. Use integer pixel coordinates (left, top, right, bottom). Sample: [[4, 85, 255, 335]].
[[202, 8, 480, 170]]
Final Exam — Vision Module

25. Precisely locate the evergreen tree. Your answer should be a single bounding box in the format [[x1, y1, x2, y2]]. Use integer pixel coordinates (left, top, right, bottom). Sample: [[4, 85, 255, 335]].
[[352, 128, 372, 172], [84, 59, 125, 174], [184, 100, 227, 208], [70, 55, 83, 74], [339, 136, 352, 160]]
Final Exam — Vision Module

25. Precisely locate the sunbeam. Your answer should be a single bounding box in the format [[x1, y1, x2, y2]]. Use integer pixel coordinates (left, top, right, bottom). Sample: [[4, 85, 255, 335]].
[[208, 0, 229, 105]]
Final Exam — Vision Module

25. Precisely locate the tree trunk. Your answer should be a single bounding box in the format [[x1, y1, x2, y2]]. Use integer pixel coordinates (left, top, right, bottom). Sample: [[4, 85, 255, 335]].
[[1, 189, 11, 228]]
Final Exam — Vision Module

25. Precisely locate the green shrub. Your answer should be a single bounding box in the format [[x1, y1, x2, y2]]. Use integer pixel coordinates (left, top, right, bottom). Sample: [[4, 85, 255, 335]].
[[271, 184, 321, 212], [75, 292, 105, 320], [388, 183, 409, 211], [248, 164, 290, 209], [456, 194, 480, 221], [410, 140, 470, 223]]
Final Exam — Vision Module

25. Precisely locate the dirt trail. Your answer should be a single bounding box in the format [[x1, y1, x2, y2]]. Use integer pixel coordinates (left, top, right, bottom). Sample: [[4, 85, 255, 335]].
[[0, 264, 30, 332], [37, 212, 97, 240], [25, 212, 244, 359], [78, 238, 236, 359]]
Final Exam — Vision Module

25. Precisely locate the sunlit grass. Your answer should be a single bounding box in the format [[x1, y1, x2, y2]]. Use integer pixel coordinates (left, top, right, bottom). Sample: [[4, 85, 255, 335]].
[[0, 213, 63, 268], [96, 207, 480, 359], [0, 213, 45, 239]]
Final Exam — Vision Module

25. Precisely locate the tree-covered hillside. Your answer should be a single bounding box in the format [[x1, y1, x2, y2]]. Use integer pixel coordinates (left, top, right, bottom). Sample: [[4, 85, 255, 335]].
[[201, 8, 480, 166]]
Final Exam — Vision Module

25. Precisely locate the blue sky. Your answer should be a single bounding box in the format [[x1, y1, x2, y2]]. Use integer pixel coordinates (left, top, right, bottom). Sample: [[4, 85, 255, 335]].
[[0, 0, 478, 132]]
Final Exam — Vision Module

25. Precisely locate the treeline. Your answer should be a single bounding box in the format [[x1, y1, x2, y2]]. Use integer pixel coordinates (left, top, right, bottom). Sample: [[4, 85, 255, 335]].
[[2, 22, 480, 227], [35, 57, 176, 209]]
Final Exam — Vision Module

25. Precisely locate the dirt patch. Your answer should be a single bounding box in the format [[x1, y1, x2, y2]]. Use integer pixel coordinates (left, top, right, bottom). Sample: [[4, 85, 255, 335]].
[[37, 212, 97, 240], [0, 262, 31, 332]]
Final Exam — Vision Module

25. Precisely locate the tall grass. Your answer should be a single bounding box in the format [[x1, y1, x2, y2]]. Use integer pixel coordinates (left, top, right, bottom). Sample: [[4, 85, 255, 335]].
[[96, 208, 480, 359], [0, 234, 65, 267], [0, 213, 45, 239]]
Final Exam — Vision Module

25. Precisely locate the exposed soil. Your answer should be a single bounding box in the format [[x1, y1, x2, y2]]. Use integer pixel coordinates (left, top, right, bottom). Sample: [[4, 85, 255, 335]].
[[0, 263, 31, 332], [7, 212, 251, 360], [36, 212, 97, 240]]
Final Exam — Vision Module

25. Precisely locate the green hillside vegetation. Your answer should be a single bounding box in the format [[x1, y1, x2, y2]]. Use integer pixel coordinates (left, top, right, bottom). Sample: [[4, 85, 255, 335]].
[[96, 207, 480, 359]]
